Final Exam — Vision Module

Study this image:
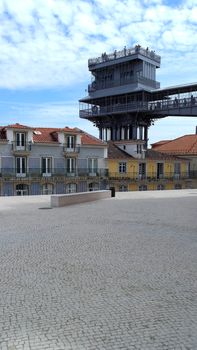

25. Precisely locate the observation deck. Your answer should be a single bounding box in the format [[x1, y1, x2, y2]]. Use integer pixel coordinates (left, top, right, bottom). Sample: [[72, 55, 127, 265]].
[[88, 46, 161, 69], [79, 45, 197, 143]]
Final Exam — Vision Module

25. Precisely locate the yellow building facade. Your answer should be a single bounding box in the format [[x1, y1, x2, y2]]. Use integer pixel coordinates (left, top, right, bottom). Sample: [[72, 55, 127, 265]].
[[107, 142, 190, 191]]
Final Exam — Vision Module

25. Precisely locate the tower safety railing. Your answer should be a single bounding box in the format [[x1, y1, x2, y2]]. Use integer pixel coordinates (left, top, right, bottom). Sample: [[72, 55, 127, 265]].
[[88, 46, 161, 67], [80, 94, 197, 118]]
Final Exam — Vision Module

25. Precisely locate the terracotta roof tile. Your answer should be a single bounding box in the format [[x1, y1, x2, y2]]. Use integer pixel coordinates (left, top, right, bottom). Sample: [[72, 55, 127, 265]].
[[145, 149, 188, 161], [75, 129, 106, 146], [33, 128, 60, 143], [107, 141, 134, 159], [151, 140, 170, 148], [6, 123, 33, 129], [0, 123, 106, 145], [152, 135, 197, 155], [62, 127, 79, 133]]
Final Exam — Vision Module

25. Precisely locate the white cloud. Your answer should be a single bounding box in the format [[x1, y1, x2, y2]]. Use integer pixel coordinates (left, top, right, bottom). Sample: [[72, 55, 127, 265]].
[[0, 0, 196, 89], [0, 0, 196, 144], [0, 99, 99, 137]]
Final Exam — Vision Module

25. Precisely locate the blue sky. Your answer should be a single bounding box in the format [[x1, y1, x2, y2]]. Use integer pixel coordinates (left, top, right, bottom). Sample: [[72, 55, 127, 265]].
[[0, 0, 197, 144]]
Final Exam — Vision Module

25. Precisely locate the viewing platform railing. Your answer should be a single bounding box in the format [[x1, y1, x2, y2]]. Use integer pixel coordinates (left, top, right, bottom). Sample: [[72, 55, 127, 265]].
[[88, 46, 161, 67], [80, 95, 197, 118]]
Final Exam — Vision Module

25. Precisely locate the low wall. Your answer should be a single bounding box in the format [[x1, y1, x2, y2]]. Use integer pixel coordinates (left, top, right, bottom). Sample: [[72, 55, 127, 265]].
[[51, 190, 111, 207]]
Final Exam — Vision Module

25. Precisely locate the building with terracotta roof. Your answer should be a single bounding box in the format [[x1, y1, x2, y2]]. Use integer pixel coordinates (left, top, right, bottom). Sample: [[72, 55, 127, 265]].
[[0, 123, 108, 196], [107, 140, 191, 191], [151, 131, 197, 188], [1, 122, 196, 195]]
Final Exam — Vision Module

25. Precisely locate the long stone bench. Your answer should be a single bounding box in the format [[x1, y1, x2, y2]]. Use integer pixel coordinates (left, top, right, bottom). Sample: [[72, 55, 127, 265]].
[[51, 190, 111, 207]]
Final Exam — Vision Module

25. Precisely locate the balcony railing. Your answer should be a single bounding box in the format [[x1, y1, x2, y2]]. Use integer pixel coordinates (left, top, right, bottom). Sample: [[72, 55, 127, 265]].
[[63, 144, 80, 154], [0, 169, 196, 181], [11, 142, 31, 152], [108, 172, 193, 181], [0, 168, 109, 179]]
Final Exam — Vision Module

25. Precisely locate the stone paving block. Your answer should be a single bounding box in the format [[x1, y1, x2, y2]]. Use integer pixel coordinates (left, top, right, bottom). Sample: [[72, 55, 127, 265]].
[[0, 191, 197, 350]]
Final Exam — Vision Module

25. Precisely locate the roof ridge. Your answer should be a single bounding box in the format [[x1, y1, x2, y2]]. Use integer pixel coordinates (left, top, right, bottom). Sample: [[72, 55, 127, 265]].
[[78, 129, 105, 144], [108, 141, 134, 158]]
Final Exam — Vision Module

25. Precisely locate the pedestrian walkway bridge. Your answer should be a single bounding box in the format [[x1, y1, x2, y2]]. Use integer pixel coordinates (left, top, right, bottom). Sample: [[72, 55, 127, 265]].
[[80, 82, 197, 119]]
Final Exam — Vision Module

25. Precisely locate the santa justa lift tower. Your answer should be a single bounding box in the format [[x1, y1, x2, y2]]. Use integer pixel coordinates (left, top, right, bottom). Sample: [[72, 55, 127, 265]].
[[79, 45, 197, 147]]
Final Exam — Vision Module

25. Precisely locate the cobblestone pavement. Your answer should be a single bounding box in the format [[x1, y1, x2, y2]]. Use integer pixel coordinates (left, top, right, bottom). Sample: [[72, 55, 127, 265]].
[[0, 190, 197, 350]]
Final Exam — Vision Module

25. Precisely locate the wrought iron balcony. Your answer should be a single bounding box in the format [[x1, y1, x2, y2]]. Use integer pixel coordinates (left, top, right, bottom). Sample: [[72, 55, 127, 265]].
[[11, 141, 31, 153], [0, 168, 109, 179], [108, 172, 191, 181], [63, 144, 80, 155], [0, 169, 194, 181]]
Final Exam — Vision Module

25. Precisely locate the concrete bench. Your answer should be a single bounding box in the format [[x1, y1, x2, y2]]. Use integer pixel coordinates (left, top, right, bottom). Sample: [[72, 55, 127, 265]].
[[51, 190, 111, 207]]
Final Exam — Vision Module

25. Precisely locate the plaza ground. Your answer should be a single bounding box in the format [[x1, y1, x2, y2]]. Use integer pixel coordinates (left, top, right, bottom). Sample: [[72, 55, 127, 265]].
[[0, 190, 197, 350]]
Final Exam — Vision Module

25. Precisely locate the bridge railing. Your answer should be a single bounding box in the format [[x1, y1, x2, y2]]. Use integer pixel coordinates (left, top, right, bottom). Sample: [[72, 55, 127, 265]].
[[79, 95, 197, 119], [148, 95, 197, 111]]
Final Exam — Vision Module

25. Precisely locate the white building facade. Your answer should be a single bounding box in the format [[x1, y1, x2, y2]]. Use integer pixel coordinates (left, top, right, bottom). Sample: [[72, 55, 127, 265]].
[[0, 123, 108, 196]]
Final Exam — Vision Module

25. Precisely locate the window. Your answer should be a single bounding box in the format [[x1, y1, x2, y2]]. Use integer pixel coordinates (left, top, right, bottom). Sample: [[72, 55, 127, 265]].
[[88, 158, 98, 175], [137, 144, 142, 154], [119, 185, 128, 192], [42, 157, 52, 176], [15, 132, 26, 150], [174, 163, 181, 178], [66, 158, 76, 175], [157, 163, 164, 179], [16, 132, 25, 147], [16, 157, 26, 176], [119, 162, 127, 173], [66, 135, 75, 149], [66, 183, 77, 193], [139, 162, 146, 178], [139, 185, 147, 191]]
